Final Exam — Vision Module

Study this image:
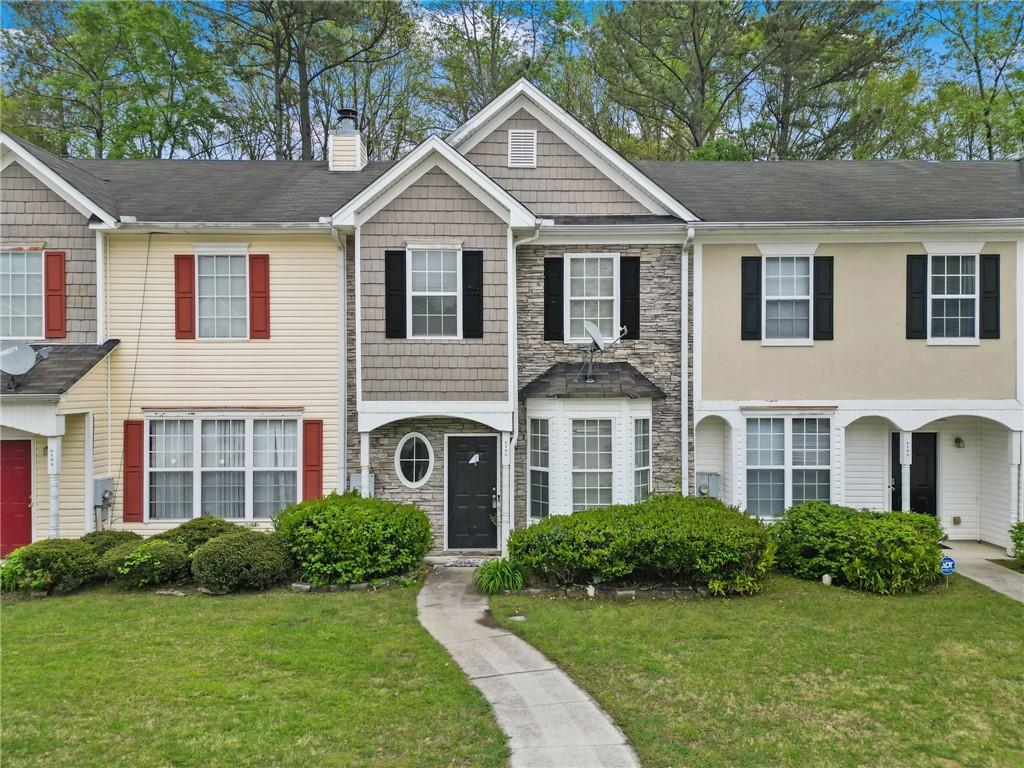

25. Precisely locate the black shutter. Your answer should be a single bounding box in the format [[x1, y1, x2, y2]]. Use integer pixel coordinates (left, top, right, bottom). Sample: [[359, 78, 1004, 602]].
[[979, 254, 1000, 339], [740, 256, 761, 340], [543, 257, 564, 341], [812, 256, 834, 340], [620, 256, 640, 339], [384, 249, 406, 339], [906, 254, 927, 339], [462, 250, 484, 338]]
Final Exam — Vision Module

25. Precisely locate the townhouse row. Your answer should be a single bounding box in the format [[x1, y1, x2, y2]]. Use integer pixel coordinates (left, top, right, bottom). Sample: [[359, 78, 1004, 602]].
[[2, 80, 1021, 557]]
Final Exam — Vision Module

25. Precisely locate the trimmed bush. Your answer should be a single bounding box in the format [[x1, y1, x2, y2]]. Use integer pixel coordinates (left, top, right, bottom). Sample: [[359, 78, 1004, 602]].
[[108, 539, 189, 588], [192, 531, 293, 594], [774, 501, 943, 594], [1011, 521, 1024, 559], [507, 495, 775, 596], [80, 529, 142, 557], [474, 558, 525, 595], [97, 540, 145, 579], [274, 492, 432, 586], [0, 548, 29, 592], [7, 539, 98, 593], [153, 516, 240, 555]]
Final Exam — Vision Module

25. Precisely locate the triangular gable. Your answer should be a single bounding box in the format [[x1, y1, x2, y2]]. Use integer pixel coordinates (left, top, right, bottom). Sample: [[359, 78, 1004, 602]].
[[331, 135, 536, 228], [447, 80, 697, 222]]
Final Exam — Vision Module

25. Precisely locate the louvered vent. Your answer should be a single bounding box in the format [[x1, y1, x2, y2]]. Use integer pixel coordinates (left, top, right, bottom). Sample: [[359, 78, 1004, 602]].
[[507, 129, 537, 168]]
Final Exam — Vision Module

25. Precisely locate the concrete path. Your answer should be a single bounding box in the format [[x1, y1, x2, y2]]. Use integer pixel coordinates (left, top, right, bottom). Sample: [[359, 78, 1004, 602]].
[[417, 566, 640, 768], [945, 541, 1024, 603]]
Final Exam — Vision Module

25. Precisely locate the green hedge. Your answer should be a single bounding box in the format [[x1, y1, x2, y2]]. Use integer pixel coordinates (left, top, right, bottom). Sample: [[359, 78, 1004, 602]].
[[1011, 521, 1024, 559], [153, 516, 240, 555], [1, 539, 98, 593], [97, 540, 145, 579], [274, 492, 432, 586], [774, 501, 944, 594], [80, 529, 142, 557], [507, 495, 775, 596], [106, 539, 190, 588], [192, 531, 294, 594]]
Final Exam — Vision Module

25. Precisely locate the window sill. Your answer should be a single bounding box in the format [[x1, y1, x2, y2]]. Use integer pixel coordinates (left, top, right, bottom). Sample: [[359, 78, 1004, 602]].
[[406, 336, 464, 342], [926, 338, 980, 346], [760, 338, 814, 347]]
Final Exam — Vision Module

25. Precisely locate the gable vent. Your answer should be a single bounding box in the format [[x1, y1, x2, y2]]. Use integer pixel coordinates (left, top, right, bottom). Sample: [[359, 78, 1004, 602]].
[[507, 129, 537, 168]]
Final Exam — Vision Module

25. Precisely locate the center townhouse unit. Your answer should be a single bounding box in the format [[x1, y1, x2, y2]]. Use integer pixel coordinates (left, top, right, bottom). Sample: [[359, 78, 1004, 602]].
[[2, 80, 1022, 558]]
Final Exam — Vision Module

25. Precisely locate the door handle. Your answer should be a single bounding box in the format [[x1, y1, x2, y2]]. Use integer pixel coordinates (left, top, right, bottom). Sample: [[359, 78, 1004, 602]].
[[491, 486, 497, 510]]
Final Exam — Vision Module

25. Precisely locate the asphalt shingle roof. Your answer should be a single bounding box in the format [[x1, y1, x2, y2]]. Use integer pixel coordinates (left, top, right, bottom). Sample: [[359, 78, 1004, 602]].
[[1, 340, 119, 397], [520, 361, 665, 400]]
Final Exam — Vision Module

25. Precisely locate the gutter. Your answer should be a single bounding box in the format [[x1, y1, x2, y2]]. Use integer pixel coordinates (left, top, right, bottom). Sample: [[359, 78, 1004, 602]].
[[692, 218, 1024, 231]]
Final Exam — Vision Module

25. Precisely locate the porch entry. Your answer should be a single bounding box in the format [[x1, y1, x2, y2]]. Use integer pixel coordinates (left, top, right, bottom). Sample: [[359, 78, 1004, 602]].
[[447, 434, 498, 549], [890, 432, 937, 515], [1, 440, 33, 556]]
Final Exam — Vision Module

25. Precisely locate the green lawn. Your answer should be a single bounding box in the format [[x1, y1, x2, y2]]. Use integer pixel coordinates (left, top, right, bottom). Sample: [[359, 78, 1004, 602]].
[[990, 558, 1024, 574], [491, 575, 1024, 768], [2, 584, 507, 768]]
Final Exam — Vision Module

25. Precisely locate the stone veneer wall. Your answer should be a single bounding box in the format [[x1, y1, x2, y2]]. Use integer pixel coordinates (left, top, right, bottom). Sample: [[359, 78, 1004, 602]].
[[514, 243, 684, 527]]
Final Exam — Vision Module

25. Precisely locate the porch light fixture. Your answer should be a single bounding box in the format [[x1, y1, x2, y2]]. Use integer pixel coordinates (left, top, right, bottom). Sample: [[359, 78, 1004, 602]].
[[953, 436, 965, 449]]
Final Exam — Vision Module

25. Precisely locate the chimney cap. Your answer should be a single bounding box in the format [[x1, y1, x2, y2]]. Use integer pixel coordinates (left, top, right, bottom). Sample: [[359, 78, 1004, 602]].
[[337, 107, 358, 132]]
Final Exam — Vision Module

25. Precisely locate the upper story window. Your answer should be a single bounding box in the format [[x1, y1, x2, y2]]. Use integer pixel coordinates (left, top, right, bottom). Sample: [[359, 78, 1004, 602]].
[[930, 255, 976, 339], [566, 253, 619, 341], [197, 254, 248, 339], [507, 129, 537, 168], [763, 256, 811, 341], [0, 250, 43, 339], [409, 249, 460, 338]]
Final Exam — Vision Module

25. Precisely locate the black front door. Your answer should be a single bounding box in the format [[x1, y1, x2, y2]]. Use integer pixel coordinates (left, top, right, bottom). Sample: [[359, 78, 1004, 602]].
[[447, 435, 498, 549], [890, 432, 937, 515]]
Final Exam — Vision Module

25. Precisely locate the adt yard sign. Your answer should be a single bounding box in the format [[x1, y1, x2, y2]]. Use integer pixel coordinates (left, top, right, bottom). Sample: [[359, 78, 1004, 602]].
[[940, 556, 956, 576]]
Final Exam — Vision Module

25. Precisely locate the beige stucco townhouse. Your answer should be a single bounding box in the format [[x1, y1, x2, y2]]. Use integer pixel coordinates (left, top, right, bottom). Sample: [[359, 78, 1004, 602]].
[[2, 80, 1022, 557]]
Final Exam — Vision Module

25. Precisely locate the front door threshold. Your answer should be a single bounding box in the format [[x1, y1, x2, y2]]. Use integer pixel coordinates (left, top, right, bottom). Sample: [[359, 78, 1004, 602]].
[[426, 550, 500, 567]]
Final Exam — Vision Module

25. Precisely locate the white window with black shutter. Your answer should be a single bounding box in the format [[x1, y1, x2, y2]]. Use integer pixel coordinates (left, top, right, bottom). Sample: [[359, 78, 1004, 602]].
[[906, 248, 999, 345], [383, 244, 484, 339], [543, 252, 641, 342], [740, 248, 833, 345]]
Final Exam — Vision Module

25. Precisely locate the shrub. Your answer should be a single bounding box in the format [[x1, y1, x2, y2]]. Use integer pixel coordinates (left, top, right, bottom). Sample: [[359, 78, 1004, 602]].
[[153, 516, 240, 555], [474, 558, 525, 595], [109, 539, 189, 588], [8, 539, 98, 593], [774, 501, 943, 594], [274, 492, 432, 586], [80, 529, 142, 557], [1, 548, 29, 592], [192, 530, 293, 594], [1011, 521, 1024, 559], [507, 495, 775, 596], [97, 540, 145, 579]]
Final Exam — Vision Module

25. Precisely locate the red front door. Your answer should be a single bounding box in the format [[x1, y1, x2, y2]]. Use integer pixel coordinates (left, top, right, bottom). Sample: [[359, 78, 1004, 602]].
[[1, 440, 33, 557]]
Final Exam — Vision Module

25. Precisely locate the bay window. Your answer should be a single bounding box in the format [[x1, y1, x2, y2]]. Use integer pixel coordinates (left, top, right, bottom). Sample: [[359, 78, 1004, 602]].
[[572, 419, 613, 511], [634, 418, 651, 501], [528, 418, 549, 519], [745, 415, 831, 518]]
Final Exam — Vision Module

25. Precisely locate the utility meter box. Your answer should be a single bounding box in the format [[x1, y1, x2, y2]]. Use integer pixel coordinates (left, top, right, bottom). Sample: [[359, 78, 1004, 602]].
[[696, 472, 722, 499], [348, 473, 375, 497]]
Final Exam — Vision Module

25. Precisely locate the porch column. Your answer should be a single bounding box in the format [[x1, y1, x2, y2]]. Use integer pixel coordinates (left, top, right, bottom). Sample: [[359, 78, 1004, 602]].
[[46, 435, 62, 538], [500, 431, 513, 556], [1010, 431, 1022, 556], [359, 431, 371, 498], [899, 431, 913, 512]]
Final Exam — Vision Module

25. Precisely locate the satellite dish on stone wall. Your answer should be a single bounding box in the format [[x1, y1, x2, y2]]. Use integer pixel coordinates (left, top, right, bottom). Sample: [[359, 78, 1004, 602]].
[[0, 341, 37, 376]]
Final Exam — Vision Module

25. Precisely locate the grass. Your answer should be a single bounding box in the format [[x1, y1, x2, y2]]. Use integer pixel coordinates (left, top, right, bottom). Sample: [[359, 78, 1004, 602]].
[[989, 558, 1024, 574], [491, 574, 1024, 768], [2, 584, 507, 768]]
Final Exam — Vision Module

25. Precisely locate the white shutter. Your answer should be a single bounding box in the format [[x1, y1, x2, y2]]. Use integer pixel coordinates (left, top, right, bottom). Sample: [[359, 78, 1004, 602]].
[[507, 130, 537, 168]]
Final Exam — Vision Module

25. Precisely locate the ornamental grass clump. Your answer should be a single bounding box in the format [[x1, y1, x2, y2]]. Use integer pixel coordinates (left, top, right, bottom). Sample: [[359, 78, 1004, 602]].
[[473, 558, 526, 595]]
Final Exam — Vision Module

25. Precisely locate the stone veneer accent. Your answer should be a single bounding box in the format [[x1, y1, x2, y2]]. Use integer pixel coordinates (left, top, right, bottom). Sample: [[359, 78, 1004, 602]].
[[514, 243, 684, 527], [0, 162, 97, 342]]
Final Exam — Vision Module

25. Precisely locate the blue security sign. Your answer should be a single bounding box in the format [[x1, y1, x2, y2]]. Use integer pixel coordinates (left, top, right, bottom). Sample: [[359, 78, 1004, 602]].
[[940, 556, 956, 576]]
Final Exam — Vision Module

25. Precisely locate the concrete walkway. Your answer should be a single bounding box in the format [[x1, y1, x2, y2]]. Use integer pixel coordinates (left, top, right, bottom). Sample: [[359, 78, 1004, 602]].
[[945, 541, 1024, 603], [417, 566, 640, 768]]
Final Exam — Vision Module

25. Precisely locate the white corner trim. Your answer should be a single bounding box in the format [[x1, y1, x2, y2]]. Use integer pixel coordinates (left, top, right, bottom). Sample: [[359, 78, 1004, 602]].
[[922, 241, 985, 256], [1017, 238, 1024, 403]]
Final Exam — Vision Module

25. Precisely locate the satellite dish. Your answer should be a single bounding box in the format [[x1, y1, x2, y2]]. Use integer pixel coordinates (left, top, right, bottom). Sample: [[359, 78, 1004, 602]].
[[583, 321, 610, 351], [576, 323, 628, 383], [0, 341, 37, 376]]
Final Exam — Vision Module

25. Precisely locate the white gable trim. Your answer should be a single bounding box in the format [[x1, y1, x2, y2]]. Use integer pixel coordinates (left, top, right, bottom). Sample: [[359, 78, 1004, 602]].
[[331, 135, 536, 229], [0, 134, 118, 226], [447, 80, 698, 223]]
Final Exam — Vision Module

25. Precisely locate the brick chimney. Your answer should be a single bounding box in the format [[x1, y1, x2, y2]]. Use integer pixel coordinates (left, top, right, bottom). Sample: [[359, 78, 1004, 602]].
[[328, 107, 366, 171]]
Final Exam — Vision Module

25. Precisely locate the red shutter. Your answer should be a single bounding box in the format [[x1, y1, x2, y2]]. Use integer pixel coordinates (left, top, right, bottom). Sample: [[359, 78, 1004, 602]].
[[174, 254, 196, 339], [249, 254, 270, 339], [302, 420, 324, 500], [43, 251, 66, 338], [123, 420, 144, 522]]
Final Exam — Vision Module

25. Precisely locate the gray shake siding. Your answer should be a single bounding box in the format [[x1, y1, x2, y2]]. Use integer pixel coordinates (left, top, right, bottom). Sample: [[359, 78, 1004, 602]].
[[464, 109, 649, 216], [359, 167, 509, 401], [514, 243, 684, 528], [0, 162, 96, 342]]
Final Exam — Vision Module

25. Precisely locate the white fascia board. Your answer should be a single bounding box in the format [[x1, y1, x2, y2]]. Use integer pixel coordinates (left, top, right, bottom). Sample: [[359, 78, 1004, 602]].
[[447, 81, 697, 222], [108, 221, 332, 233], [0, 135, 118, 226], [694, 220, 1024, 242], [332, 135, 536, 229], [534, 224, 692, 246], [358, 400, 514, 433]]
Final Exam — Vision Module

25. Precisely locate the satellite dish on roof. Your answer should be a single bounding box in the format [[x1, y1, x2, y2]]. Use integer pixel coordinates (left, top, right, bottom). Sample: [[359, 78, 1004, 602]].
[[577, 322, 628, 383], [0, 340, 37, 376], [584, 321, 611, 351]]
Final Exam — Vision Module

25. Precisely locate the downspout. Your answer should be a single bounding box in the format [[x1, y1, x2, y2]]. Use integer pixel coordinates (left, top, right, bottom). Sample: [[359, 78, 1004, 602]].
[[95, 229, 106, 343], [683, 226, 695, 495], [330, 225, 348, 489]]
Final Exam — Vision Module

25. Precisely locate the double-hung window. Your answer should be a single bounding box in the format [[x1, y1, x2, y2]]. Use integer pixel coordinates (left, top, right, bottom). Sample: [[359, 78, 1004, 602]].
[[566, 254, 618, 341], [409, 249, 460, 337], [929, 255, 976, 340], [634, 418, 651, 501], [763, 256, 811, 341], [528, 419, 550, 519], [147, 415, 300, 521], [197, 254, 248, 339], [0, 250, 43, 339], [571, 419, 613, 511], [745, 416, 831, 518]]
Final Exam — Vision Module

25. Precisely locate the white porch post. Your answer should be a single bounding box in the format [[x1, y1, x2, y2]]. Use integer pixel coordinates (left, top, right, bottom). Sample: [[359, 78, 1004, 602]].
[[359, 431, 371, 498], [1009, 431, 1022, 556], [500, 431, 513, 555], [900, 431, 913, 512], [46, 435, 62, 538]]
